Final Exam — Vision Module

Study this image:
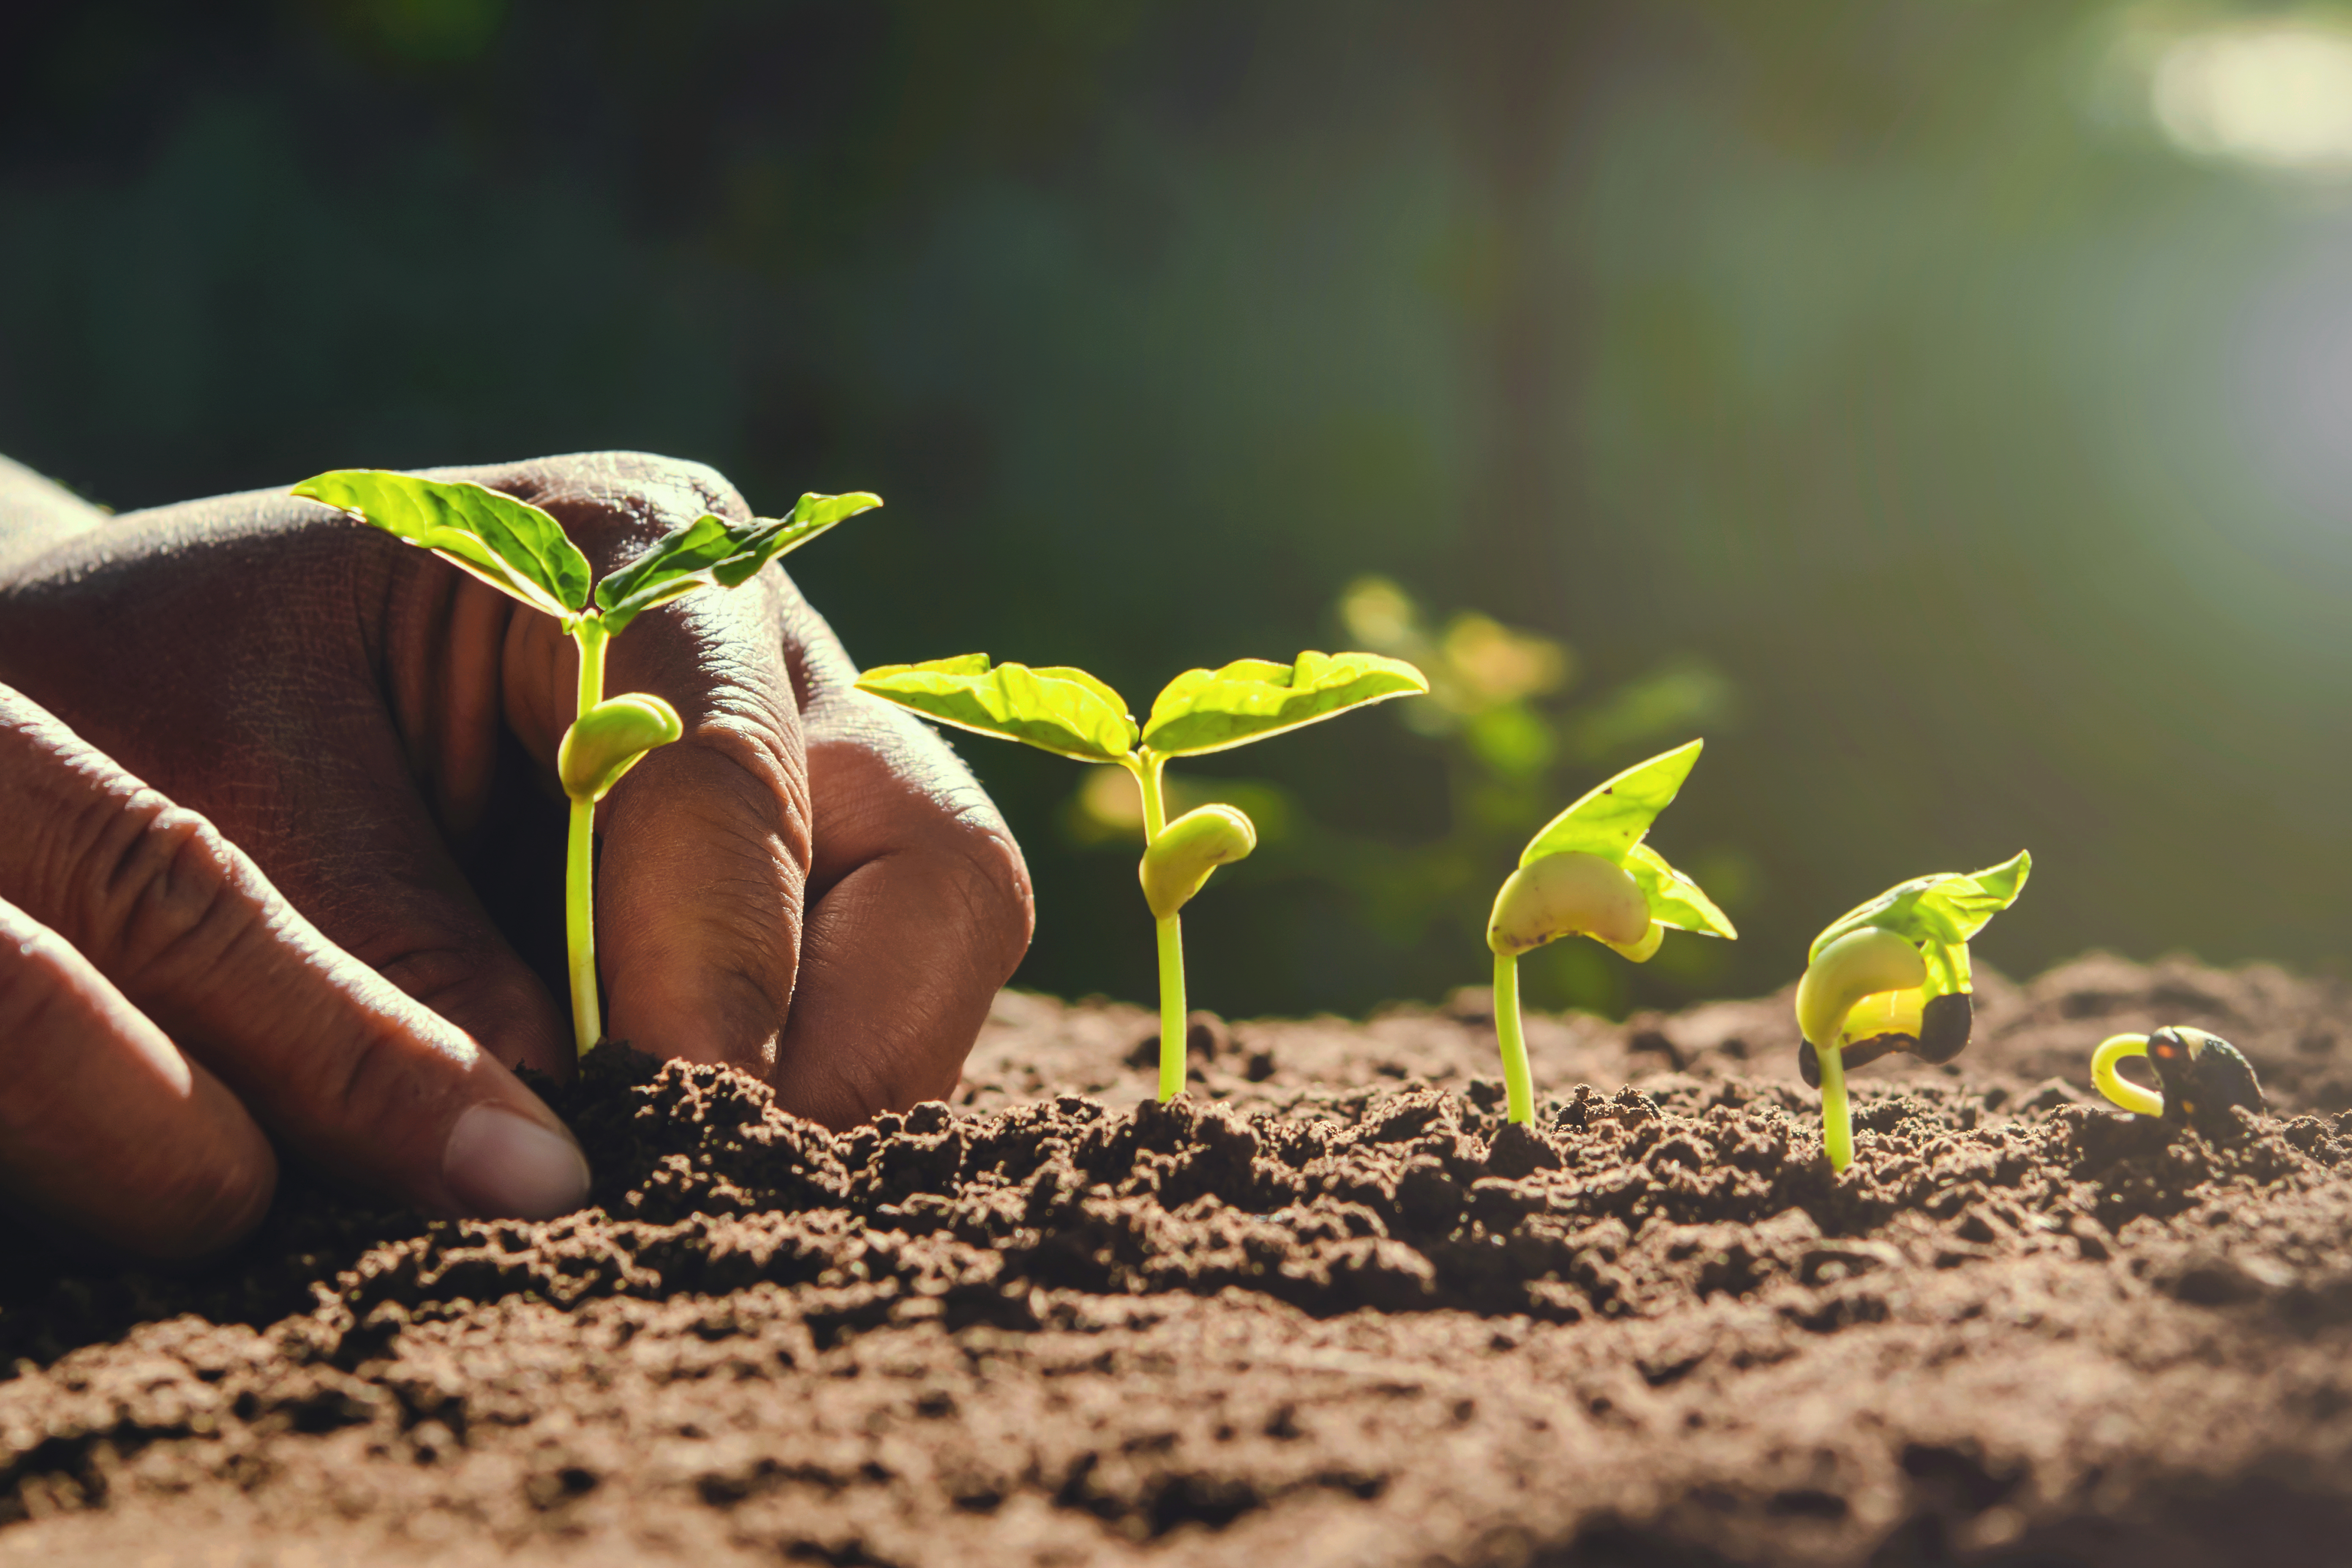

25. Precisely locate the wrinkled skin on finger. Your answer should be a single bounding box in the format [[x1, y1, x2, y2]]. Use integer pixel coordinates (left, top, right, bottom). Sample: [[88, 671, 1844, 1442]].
[[0, 452, 1034, 1128], [0, 683, 591, 1253]]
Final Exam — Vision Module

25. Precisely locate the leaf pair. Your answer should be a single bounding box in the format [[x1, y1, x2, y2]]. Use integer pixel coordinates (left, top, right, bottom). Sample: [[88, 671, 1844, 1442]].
[[292, 470, 881, 633], [1807, 851, 2032, 997], [1511, 740, 1737, 941], [854, 651, 1429, 764]]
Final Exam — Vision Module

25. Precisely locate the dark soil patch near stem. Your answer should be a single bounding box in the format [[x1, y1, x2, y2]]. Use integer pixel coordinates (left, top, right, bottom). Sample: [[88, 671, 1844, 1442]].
[[5, 952, 2352, 1565]]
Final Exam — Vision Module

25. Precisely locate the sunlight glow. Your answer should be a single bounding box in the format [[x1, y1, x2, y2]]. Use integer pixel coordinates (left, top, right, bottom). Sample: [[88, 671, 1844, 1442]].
[[2152, 21, 2352, 172]]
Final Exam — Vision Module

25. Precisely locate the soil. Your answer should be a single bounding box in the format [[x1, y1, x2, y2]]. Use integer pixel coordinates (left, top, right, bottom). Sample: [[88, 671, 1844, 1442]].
[[5, 951, 2352, 1567]]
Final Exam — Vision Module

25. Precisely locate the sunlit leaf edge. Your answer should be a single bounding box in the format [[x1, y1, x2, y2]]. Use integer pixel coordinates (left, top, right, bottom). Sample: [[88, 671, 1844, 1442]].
[[1516, 739, 1704, 869], [857, 654, 1139, 762], [1806, 850, 2033, 963], [293, 469, 591, 616], [1138, 651, 1427, 757]]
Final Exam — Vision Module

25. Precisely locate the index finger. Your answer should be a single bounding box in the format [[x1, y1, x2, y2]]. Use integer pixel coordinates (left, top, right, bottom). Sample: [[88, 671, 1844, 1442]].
[[0, 896, 275, 1260], [0, 690, 590, 1222]]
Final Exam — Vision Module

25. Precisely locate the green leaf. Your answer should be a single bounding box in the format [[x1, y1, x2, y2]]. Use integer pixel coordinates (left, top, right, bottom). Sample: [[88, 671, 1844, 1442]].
[[1623, 843, 1738, 939], [1517, 739, 1704, 869], [1808, 850, 2033, 966], [856, 654, 1138, 762], [1139, 651, 1426, 757], [594, 491, 880, 634], [294, 469, 590, 617]]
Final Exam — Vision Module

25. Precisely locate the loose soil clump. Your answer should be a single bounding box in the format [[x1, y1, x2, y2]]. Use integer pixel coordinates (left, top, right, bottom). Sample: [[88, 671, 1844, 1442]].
[[5, 953, 2352, 1566]]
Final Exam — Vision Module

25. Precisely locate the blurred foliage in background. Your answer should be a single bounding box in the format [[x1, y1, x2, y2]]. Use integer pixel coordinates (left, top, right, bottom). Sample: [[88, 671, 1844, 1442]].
[[5, 0, 2350, 1017]]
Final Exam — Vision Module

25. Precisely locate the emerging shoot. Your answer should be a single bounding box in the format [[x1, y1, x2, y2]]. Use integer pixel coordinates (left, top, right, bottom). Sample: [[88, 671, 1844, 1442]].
[[2092, 1026, 2265, 1141], [1794, 851, 2031, 1172], [1485, 740, 1737, 1124], [855, 651, 1426, 1101], [293, 470, 878, 1056]]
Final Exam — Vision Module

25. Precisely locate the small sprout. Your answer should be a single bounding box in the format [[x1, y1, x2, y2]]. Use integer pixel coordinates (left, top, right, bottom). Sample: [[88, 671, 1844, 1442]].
[[2092, 1026, 2265, 1141], [858, 651, 1425, 1101], [1794, 851, 2031, 1172], [294, 470, 877, 1054], [1484, 740, 1736, 1125]]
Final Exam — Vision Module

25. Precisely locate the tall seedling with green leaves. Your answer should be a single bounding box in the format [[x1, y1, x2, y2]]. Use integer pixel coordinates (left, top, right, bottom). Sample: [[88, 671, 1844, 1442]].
[[293, 471, 879, 1056], [1484, 740, 1737, 1124], [856, 652, 1427, 1101]]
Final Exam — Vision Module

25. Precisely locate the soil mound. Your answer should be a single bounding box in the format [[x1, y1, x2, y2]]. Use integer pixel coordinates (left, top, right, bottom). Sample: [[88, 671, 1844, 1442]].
[[4, 953, 2351, 1566]]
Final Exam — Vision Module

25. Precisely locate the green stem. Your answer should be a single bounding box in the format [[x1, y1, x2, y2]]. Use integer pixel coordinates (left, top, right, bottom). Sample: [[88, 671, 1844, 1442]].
[[1135, 751, 1187, 1102], [1494, 950, 1532, 1125], [1818, 1041, 1852, 1172], [1155, 913, 1186, 1102], [566, 619, 610, 1057]]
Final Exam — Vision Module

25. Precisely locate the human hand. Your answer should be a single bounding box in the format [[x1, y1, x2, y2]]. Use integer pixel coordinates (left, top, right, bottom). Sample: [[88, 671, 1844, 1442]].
[[0, 680, 590, 1258], [0, 453, 1033, 1142]]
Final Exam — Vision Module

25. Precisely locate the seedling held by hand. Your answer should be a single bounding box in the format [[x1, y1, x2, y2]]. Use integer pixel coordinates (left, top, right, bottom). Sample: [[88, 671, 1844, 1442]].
[[2092, 1026, 2265, 1141], [293, 470, 878, 1056], [855, 651, 1426, 1101], [1484, 740, 1736, 1124], [1794, 852, 2030, 1171]]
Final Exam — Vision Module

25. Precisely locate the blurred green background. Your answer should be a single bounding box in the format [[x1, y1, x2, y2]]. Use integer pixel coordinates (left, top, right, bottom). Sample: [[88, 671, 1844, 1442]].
[[5, 0, 2350, 1019]]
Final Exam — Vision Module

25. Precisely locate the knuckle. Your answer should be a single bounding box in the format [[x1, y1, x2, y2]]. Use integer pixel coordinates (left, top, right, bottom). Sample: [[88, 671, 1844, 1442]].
[[580, 452, 753, 533], [942, 817, 1037, 975], [316, 1021, 419, 1140], [681, 710, 814, 875], [69, 792, 253, 986]]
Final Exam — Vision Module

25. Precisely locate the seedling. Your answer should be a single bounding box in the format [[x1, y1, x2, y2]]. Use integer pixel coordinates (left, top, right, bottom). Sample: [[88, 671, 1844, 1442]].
[[855, 651, 1426, 1100], [2092, 1026, 2265, 1141], [292, 470, 879, 1055], [1794, 852, 2030, 1171], [1484, 740, 1737, 1124]]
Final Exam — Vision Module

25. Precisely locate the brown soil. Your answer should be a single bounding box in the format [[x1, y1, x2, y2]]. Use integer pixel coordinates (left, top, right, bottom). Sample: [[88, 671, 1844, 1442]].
[[5, 952, 2352, 1567]]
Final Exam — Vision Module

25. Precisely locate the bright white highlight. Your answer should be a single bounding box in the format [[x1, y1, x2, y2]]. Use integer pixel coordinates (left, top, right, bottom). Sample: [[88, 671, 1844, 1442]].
[[2152, 22, 2352, 172]]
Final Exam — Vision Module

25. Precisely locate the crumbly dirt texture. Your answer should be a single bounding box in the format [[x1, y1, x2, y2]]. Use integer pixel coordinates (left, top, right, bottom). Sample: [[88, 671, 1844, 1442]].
[[6, 953, 2352, 1567]]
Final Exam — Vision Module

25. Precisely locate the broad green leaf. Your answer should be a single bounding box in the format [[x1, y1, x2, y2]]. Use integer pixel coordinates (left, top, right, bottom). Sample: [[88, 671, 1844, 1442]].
[[1623, 842, 1738, 939], [1808, 850, 2033, 966], [1139, 651, 1426, 757], [594, 491, 880, 634], [294, 469, 589, 617], [857, 654, 1138, 762], [1517, 739, 1704, 869]]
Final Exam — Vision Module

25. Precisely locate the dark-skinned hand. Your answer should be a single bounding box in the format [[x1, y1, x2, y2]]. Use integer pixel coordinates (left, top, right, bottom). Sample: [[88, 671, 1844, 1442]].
[[0, 452, 1033, 1259]]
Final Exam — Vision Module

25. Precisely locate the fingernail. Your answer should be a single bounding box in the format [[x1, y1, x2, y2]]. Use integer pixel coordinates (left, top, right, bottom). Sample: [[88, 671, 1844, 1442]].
[[442, 1105, 591, 1219]]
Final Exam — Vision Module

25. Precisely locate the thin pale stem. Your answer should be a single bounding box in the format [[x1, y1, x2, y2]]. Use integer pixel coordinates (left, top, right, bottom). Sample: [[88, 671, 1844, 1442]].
[[566, 797, 599, 1055], [1819, 1042, 1852, 1172], [1134, 752, 1188, 1102], [1494, 950, 1532, 1125], [566, 619, 611, 1057]]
